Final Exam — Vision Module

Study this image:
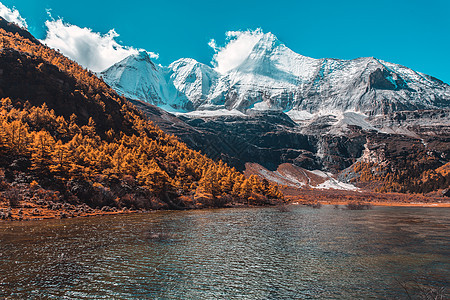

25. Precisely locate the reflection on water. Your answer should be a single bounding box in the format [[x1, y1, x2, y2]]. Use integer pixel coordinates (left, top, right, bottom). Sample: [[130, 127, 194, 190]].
[[0, 206, 449, 299]]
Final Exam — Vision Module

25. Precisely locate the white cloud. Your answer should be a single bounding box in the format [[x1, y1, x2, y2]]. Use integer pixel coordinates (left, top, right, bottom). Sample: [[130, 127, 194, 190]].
[[209, 29, 265, 74], [207, 39, 217, 50], [0, 2, 27, 28], [42, 19, 158, 72]]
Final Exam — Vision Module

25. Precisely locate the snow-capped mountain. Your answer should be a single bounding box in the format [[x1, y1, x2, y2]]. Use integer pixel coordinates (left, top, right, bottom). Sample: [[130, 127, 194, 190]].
[[100, 52, 219, 111], [101, 51, 167, 105], [100, 32, 450, 116], [109, 32, 449, 193], [166, 58, 220, 109]]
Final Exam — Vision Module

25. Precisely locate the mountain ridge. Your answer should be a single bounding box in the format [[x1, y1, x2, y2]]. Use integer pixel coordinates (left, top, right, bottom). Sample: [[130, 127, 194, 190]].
[[101, 31, 450, 116]]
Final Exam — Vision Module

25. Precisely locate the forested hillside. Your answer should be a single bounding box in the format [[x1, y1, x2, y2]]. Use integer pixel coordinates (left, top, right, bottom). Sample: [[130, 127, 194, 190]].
[[0, 19, 282, 219]]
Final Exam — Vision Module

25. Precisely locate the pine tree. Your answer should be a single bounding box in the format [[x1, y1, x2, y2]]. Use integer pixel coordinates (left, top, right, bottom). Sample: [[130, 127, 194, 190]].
[[30, 130, 55, 172], [82, 117, 96, 137], [50, 140, 68, 176]]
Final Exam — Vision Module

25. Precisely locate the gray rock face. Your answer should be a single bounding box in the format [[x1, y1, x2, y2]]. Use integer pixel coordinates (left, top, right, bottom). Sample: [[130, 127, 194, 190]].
[[132, 100, 368, 172], [131, 99, 449, 189]]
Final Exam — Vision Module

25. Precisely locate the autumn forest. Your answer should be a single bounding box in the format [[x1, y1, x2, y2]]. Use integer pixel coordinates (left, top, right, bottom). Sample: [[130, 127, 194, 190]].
[[0, 21, 282, 219]]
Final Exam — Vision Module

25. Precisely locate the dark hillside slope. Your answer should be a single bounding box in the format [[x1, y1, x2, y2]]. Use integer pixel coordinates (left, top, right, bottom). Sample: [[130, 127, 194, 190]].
[[0, 48, 129, 136]]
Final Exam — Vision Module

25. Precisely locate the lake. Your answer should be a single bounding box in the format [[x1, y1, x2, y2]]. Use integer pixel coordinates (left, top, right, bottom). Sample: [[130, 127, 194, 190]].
[[0, 206, 449, 299]]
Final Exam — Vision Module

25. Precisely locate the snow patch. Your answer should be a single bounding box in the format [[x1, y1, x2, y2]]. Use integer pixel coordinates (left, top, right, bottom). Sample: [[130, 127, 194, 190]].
[[309, 170, 330, 178], [285, 110, 314, 121], [338, 112, 378, 131], [177, 109, 246, 118], [315, 179, 359, 191], [251, 101, 271, 111], [258, 169, 288, 186], [275, 170, 306, 187]]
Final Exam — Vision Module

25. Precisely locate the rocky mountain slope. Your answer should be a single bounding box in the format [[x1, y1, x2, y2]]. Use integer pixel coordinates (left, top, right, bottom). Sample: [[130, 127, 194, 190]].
[[129, 93, 449, 195]]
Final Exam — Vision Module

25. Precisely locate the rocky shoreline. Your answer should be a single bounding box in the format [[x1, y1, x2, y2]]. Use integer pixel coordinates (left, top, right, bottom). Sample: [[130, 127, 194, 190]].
[[0, 203, 138, 221], [2, 195, 449, 222], [0, 199, 285, 221]]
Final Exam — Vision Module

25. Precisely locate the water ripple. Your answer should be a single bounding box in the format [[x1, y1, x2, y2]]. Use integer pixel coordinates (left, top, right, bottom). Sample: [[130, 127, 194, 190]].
[[0, 206, 449, 299]]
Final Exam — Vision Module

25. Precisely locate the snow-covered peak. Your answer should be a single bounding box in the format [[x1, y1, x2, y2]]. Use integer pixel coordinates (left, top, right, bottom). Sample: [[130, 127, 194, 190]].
[[169, 57, 203, 69], [169, 58, 219, 87], [119, 50, 156, 69], [101, 31, 450, 115], [231, 32, 317, 79], [100, 50, 167, 105], [166, 58, 220, 108], [246, 32, 280, 58], [135, 50, 151, 59]]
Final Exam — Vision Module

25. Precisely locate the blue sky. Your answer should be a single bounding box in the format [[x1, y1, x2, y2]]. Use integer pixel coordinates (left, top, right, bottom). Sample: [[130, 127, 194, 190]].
[[1, 0, 449, 83]]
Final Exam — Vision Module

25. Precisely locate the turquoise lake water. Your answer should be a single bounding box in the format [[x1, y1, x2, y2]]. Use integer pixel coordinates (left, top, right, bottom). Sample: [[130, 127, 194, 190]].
[[0, 206, 449, 299]]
